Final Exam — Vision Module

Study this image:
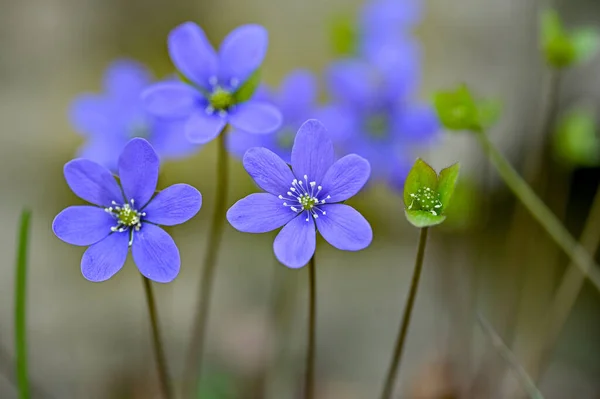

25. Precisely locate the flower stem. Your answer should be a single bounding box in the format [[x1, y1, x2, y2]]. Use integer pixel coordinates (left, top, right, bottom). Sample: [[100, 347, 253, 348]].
[[15, 209, 31, 399], [183, 128, 229, 397], [474, 130, 600, 290], [304, 256, 317, 399], [380, 227, 429, 399], [524, 183, 600, 382], [141, 276, 173, 399]]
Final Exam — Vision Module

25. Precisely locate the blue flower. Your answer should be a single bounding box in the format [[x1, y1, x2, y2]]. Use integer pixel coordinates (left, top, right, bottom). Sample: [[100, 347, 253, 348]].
[[70, 59, 199, 171], [52, 138, 202, 283], [228, 70, 317, 163], [142, 22, 282, 144], [321, 42, 439, 188], [227, 119, 373, 268]]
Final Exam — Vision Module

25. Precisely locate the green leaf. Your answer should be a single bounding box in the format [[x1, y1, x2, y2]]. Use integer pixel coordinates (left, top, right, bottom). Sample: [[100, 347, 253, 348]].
[[540, 9, 576, 68], [541, 9, 564, 43], [437, 162, 460, 212], [15, 209, 31, 399], [433, 85, 480, 131], [553, 108, 600, 167], [403, 158, 438, 208], [329, 14, 357, 56], [572, 28, 600, 64], [234, 68, 262, 103], [405, 210, 446, 228]]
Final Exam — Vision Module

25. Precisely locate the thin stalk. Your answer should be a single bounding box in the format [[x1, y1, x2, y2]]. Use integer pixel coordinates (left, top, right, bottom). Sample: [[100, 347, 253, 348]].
[[304, 256, 317, 399], [15, 209, 31, 399], [476, 315, 545, 399], [184, 128, 230, 397], [379, 227, 429, 399], [525, 183, 600, 382], [474, 131, 600, 290], [142, 276, 173, 399]]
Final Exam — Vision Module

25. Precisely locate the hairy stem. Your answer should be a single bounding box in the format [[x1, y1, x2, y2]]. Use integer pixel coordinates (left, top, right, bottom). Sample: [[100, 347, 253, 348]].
[[380, 227, 429, 399], [142, 276, 173, 399], [15, 209, 31, 399], [183, 129, 229, 397], [474, 131, 600, 290], [304, 256, 317, 399]]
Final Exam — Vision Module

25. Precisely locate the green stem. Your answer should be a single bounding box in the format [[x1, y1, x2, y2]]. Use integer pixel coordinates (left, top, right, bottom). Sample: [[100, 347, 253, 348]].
[[474, 131, 600, 290], [183, 129, 229, 397], [304, 256, 317, 399], [525, 183, 600, 382], [476, 314, 545, 399], [379, 227, 429, 399], [15, 209, 31, 399], [142, 276, 173, 399]]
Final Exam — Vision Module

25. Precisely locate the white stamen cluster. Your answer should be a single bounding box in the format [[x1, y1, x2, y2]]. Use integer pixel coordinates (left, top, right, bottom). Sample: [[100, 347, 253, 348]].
[[408, 187, 443, 216], [105, 199, 146, 245], [278, 175, 331, 222]]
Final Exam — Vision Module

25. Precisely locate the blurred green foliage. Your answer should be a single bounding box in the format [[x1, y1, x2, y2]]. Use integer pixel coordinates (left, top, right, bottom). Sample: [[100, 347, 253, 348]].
[[553, 107, 600, 168]]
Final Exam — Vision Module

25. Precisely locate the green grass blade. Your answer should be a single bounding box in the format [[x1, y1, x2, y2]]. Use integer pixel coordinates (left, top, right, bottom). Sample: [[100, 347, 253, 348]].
[[15, 209, 31, 399]]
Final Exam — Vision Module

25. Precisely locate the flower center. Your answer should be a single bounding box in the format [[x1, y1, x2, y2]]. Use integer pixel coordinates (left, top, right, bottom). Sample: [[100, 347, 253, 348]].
[[365, 114, 389, 139], [209, 87, 234, 111], [105, 199, 146, 245], [407, 186, 443, 215], [278, 175, 331, 222], [276, 129, 295, 150]]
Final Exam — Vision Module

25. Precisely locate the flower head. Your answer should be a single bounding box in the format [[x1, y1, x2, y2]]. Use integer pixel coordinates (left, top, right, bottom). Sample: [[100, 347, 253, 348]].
[[142, 22, 282, 144], [227, 119, 373, 268], [52, 138, 202, 283], [70, 59, 199, 171], [228, 70, 317, 163], [321, 46, 439, 188]]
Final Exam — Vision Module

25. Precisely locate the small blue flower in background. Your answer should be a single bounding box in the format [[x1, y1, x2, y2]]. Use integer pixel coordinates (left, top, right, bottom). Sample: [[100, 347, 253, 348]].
[[228, 70, 317, 163], [70, 60, 199, 171], [52, 138, 202, 283], [143, 22, 282, 144], [227, 119, 372, 268], [321, 0, 439, 189]]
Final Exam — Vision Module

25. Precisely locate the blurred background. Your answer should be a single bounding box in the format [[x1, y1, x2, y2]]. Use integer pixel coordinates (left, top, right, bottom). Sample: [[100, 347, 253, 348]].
[[1, 0, 600, 397]]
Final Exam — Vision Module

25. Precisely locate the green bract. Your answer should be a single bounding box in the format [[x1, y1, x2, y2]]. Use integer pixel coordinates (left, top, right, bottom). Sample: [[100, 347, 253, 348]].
[[541, 9, 600, 69], [553, 107, 600, 168], [403, 159, 460, 228], [434, 85, 502, 132]]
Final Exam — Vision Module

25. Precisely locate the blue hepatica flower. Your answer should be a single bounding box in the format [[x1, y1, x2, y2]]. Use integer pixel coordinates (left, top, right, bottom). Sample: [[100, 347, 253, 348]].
[[321, 41, 439, 189], [227, 119, 373, 268], [228, 70, 317, 163], [70, 59, 199, 171], [143, 22, 282, 144], [52, 138, 202, 283]]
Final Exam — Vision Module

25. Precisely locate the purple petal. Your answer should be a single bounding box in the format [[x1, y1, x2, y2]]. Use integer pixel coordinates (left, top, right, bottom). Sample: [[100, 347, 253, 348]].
[[53, 206, 115, 246], [392, 104, 440, 143], [227, 193, 296, 233], [326, 60, 376, 107], [185, 111, 226, 144], [227, 128, 274, 160], [321, 155, 371, 202], [77, 135, 127, 173], [361, 0, 421, 36], [150, 118, 201, 159], [218, 24, 268, 85], [229, 101, 282, 134], [313, 105, 360, 143], [103, 59, 152, 98], [278, 70, 316, 118], [273, 214, 316, 268], [132, 224, 180, 283], [291, 119, 335, 184], [315, 204, 372, 251], [243, 147, 295, 195], [81, 232, 129, 282], [143, 184, 202, 226], [64, 159, 123, 207], [142, 82, 199, 118], [118, 138, 159, 207], [69, 94, 112, 137], [168, 22, 217, 89]]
